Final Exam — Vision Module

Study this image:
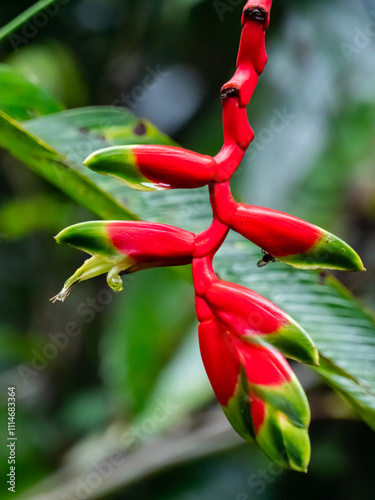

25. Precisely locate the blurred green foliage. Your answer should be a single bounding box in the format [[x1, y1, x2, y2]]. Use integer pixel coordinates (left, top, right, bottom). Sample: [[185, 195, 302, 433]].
[[0, 0, 375, 499]]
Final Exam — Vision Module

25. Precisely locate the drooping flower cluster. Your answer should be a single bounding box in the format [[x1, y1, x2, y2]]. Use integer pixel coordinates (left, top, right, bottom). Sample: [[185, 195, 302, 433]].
[[53, 0, 364, 471]]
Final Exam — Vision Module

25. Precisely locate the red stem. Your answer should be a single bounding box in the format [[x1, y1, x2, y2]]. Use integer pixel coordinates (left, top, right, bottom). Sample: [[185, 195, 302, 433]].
[[209, 182, 237, 225], [194, 216, 229, 258], [194, 1, 273, 298]]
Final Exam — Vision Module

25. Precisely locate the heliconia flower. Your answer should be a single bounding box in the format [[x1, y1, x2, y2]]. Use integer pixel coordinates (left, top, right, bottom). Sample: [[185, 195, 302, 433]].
[[202, 280, 319, 366], [199, 317, 311, 472], [84, 145, 219, 191], [51, 221, 195, 301], [227, 204, 365, 271]]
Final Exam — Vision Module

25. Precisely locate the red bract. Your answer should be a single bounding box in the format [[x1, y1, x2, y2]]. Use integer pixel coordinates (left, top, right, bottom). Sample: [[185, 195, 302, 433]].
[[52, 221, 195, 301], [84, 145, 219, 190], [195, 270, 318, 366], [210, 182, 364, 271], [198, 311, 311, 471], [228, 203, 364, 270], [198, 318, 241, 406], [54, 0, 365, 472], [231, 204, 321, 256], [107, 221, 195, 263], [230, 340, 311, 472]]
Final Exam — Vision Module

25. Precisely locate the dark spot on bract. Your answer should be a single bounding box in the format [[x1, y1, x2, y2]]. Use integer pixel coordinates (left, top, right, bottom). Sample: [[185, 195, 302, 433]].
[[79, 127, 90, 134], [244, 7, 267, 25], [134, 122, 147, 136], [220, 87, 239, 100], [318, 271, 327, 285]]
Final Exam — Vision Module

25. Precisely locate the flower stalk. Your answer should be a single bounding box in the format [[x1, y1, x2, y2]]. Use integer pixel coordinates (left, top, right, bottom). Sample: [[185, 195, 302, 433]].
[[52, 0, 365, 471]]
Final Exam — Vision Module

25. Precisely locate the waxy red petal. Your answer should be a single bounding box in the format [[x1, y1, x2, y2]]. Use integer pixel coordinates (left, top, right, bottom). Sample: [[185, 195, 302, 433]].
[[234, 339, 293, 387], [84, 145, 219, 190], [134, 145, 218, 188], [231, 204, 321, 257], [198, 319, 241, 406], [250, 395, 267, 431], [220, 338, 311, 471], [53, 221, 196, 301], [107, 221, 195, 264], [228, 204, 365, 271], [204, 280, 285, 334], [199, 277, 318, 366]]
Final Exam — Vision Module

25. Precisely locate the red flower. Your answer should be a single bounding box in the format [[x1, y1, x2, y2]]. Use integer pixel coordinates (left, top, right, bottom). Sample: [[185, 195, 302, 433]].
[[53, 0, 365, 473], [51, 221, 195, 301], [84, 145, 220, 190], [210, 182, 365, 271], [203, 279, 318, 365], [198, 316, 311, 472]]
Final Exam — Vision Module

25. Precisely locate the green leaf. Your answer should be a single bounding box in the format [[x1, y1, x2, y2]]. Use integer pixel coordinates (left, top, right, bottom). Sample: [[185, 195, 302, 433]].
[[3, 106, 374, 430], [23, 106, 177, 214], [24, 106, 176, 152], [0, 109, 137, 220], [0, 64, 63, 121]]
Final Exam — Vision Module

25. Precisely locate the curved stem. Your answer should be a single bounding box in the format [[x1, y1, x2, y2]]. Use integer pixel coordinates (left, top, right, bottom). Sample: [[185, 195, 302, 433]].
[[194, 216, 229, 258], [209, 182, 237, 226], [192, 254, 218, 297], [193, 216, 229, 296]]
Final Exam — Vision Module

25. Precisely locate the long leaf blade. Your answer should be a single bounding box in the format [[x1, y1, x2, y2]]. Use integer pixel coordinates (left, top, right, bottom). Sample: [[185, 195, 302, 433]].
[[0, 110, 136, 220]]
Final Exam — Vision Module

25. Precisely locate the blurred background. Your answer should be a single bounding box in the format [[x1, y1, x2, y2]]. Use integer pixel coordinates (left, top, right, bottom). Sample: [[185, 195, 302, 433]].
[[0, 0, 375, 498]]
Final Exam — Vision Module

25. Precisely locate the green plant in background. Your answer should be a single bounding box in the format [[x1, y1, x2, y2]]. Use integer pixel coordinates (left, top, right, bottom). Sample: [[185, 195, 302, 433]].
[[0, 0, 374, 498]]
